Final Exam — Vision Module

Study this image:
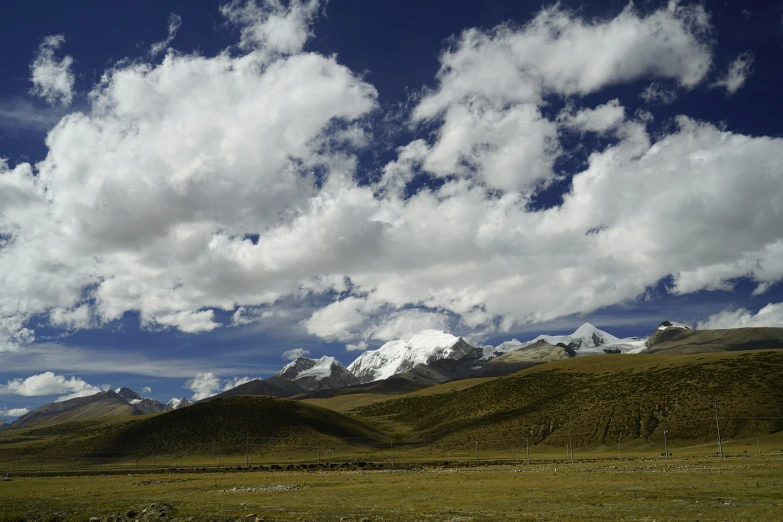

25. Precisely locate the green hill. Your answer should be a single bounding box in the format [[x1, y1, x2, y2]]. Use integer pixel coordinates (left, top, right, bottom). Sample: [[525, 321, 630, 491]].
[[356, 350, 783, 447], [2, 395, 386, 458], [646, 326, 783, 354]]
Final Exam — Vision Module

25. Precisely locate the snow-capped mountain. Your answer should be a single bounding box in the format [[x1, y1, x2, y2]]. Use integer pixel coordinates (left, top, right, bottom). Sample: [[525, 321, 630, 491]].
[[114, 387, 167, 413], [166, 397, 191, 410], [276, 355, 357, 390], [656, 320, 690, 331], [0, 419, 9, 431], [115, 387, 142, 402], [492, 323, 647, 357], [348, 330, 475, 384], [646, 320, 692, 349]]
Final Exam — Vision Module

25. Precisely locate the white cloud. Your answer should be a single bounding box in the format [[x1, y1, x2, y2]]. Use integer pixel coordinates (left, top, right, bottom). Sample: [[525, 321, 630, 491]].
[[184, 372, 221, 401], [0, 372, 103, 402], [151, 310, 220, 333], [141, 386, 152, 394], [696, 302, 783, 330], [712, 51, 754, 95], [184, 372, 256, 400], [3, 1, 783, 355], [410, 2, 711, 192], [220, 0, 320, 53], [0, 408, 29, 417], [640, 82, 678, 104], [49, 305, 91, 330], [345, 341, 368, 352], [149, 13, 182, 56], [282, 347, 310, 360], [558, 99, 626, 133], [30, 35, 75, 107], [365, 310, 452, 342]]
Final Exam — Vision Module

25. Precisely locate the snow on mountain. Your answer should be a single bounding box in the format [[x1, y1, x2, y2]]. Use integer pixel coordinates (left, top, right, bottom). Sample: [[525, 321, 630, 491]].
[[166, 396, 191, 410], [657, 320, 691, 331], [492, 323, 647, 357], [114, 387, 167, 413], [115, 387, 142, 401], [347, 329, 475, 384], [276, 355, 357, 390]]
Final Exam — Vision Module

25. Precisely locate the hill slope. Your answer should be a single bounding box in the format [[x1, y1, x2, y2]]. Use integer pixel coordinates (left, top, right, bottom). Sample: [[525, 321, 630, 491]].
[[12, 395, 386, 458], [357, 350, 783, 446], [480, 340, 573, 376], [209, 376, 304, 400], [10, 391, 141, 429], [646, 327, 783, 354]]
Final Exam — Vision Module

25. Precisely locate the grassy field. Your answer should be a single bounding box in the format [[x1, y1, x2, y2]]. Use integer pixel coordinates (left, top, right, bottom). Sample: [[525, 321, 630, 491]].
[[2, 455, 783, 521], [356, 350, 783, 445]]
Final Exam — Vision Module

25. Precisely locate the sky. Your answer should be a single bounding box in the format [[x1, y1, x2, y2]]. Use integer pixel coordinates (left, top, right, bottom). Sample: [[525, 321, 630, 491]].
[[2, 0, 783, 419]]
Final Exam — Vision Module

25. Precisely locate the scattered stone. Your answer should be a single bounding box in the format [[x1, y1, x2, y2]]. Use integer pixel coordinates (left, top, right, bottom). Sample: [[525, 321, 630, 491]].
[[216, 484, 300, 494]]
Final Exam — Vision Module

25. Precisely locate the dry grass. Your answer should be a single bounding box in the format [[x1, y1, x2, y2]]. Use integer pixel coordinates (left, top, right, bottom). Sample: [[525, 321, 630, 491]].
[[2, 454, 783, 521]]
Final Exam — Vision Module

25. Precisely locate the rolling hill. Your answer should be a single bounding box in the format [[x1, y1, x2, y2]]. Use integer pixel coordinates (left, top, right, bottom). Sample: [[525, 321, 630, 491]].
[[10, 391, 142, 429], [3, 395, 387, 458], [356, 350, 783, 447], [646, 326, 783, 354]]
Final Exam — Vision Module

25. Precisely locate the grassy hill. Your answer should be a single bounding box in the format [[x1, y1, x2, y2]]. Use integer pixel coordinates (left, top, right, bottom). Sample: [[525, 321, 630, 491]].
[[480, 340, 572, 377], [356, 350, 783, 447], [0, 396, 386, 458], [10, 391, 140, 429], [646, 326, 783, 354]]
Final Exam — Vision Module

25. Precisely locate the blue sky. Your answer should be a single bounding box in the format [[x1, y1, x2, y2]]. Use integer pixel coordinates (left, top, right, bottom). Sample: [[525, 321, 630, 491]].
[[2, 0, 783, 418]]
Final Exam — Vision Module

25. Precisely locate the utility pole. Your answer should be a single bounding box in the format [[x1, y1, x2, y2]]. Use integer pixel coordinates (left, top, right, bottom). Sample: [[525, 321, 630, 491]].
[[713, 398, 723, 458], [526, 437, 530, 465], [569, 431, 574, 464], [663, 430, 669, 460]]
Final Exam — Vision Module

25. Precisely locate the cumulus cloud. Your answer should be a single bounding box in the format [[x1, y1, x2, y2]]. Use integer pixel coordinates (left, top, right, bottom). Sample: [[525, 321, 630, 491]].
[[184, 372, 255, 400], [281, 348, 309, 360], [149, 13, 183, 56], [712, 51, 754, 95], [141, 386, 152, 394], [411, 2, 711, 191], [696, 303, 783, 330], [0, 407, 29, 417], [2, 2, 783, 354], [30, 35, 75, 107], [558, 99, 626, 133], [0, 2, 377, 348], [221, 0, 320, 53], [0, 372, 103, 402], [345, 341, 368, 352]]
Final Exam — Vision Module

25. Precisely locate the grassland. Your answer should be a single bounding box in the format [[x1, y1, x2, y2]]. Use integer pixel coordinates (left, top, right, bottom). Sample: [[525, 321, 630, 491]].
[[2, 455, 783, 521], [356, 350, 783, 446], [0, 396, 386, 461]]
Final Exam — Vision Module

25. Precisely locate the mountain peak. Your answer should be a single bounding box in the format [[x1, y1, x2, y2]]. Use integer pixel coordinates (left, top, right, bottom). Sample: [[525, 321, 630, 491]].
[[572, 322, 598, 335], [115, 387, 142, 401], [347, 331, 471, 384]]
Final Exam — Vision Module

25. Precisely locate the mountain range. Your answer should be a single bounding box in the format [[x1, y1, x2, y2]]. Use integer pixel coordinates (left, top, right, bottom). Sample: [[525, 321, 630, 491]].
[[7, 321, 783, 430]]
